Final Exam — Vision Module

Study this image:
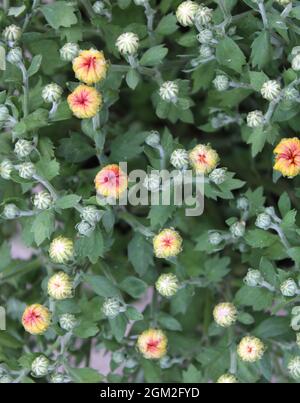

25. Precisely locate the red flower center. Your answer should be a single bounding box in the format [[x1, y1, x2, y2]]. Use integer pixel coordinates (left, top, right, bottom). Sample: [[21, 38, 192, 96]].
[[247, 346, 253, 354], [162, 238, 172, 248], [102, 171, 120, 187], [74, 91, 90, 107], [279, 145, 300, 166], [198, 153, 207, 164], [82, 56, 97, 71], [146, 339, 160, 353], [25, 310, 40, 324]]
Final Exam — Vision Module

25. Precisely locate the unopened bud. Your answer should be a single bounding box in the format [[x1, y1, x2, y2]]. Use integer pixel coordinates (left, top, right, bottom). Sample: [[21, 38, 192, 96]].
[[3, 203, 20, 220], [14, 139, 33, 159], [18, 162, 36, 179], [31, 356, 49, 377]]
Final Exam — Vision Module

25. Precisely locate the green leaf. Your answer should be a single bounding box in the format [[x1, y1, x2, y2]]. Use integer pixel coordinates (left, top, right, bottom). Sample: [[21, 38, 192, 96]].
[[55, 194, 81, 210], [67, 367, 103, 383], [109, 131, 148, 162], [126, 68, 140, 90], [245, 229, 278, 248], [216, 37, 246, 73], [249, 71, 268, 91], [0, 242, 11, 272], [182, 365, 202, 383], [36, 159, 60, 181], [156, 14, 178, 35], [27, 55, 43, 78], [235, 286, 274, 311], [41, 1, 78, 30], [148, 205, 176, 228], [140, 45, 169, 67], [128, 233, 153, 276], [158, 312, 182, 331], [109, 314, 127, 342], [254, 317, 291, 339], [120, 276, 148, 298], [125, 306, 143, 321], [84, 274, 119, 298], [251, 31, 272, 69], [31, 210, 55, 246], [75, 229, 104, 263]]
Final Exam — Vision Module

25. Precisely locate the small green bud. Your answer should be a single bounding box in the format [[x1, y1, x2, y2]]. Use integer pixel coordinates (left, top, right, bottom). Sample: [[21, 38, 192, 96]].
[[59, 313, 77, 332], [230, 221, 246, 238], [0, 159, 13, 180], [18, 162, 36, 179], [14, 139, 33, 159], [209, 168, 227, 185], [33, 191, 52, 210], [280, 279, 298, 297], [244, 269, 263, 287], [213, 75, 229, 91], [31, 356, 50, 377], [102, 298, 122, 319], [60, 43, 80, 62], [7, 47, 22, 64], [3, 24, 22, 42], [42, 83, 63, 104], [255, 213, 272, 230], [145, 131, 160, 147], [3, 203, 20, 220]]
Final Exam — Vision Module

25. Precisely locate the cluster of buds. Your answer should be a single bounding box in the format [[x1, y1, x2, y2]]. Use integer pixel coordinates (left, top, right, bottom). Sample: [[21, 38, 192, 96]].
[[76, 206, 102, 236]]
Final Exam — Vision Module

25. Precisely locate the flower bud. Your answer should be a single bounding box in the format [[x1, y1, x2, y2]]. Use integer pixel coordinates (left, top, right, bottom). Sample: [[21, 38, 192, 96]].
[[170, 149, 189, 170], [280, 279, 298, 297], [156, 273, 180, 297], [33, 191, 52, 210], [153, 228, 183, 259], [81, 206, 102, 225], [195, 5, 213, 26], [261, 80, 281, 101], [22, 304, 51, 335], [288, 357, 300, 380], [217, 374, 238, 383], [213, 75, 229, 91], [112, 351, 126, 364], [283, 87, 299, 101], [76, 220, 95, 237], [59, 313, 77, 332], [189, 144, 219, 175], [0, 105, 10, 123], [0, 159, 13, 180], [237, 336, 265, 363], [14, 139, 33, 159], [3, 24, 22, 43], [143, 174, 161, 192], [18, 162, 36, 179], [213, 303, 237, 328], [116, 32, 139, 56], [93, 1, 105, 14], [137, 329, 168, 360], [197, 29, 213, 44], [60, 42, 80, 62], [276, 0, 292, 4], [208, 232, 223, 246], [145, 131, 160, 147], [159, 81, 179, 103], [134, 0, 148, 5], [31, 356, 50, 377], [237, 197, 249, 211], [244, 269, 263, 287], [102, 298, 122, 319], [50, 373, 70, 384], [255, 213, 272, 230], [292, 54, 300, 71], [7, 47, 23, 65], [209, 168, 227, 185], [247, 110, 264, 128], [42, 83, 63, 104], [48, 272, 73, 300], [230, 221, 246, 238], [0, 375, 13, 383], [176, 1, 199, 27], [49, 237, 74, 264], [3, 203, 20, 220], [199, 44, 213, 58]]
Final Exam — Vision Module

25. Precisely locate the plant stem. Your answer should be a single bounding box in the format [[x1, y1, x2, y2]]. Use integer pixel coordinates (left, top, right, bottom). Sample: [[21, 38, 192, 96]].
[[33, 174, 59, 201], [78, 0, 95, 19], [228, 328, 237, 375], [3, 0, 9, 13], [270, 223, 291, 250], [257, 1, 269, 29], [19, 63, 29, 118]]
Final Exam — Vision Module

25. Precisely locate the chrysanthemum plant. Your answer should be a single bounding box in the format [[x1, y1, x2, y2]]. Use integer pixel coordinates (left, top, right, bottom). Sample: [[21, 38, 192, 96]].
[[0, 0, 300, 384]]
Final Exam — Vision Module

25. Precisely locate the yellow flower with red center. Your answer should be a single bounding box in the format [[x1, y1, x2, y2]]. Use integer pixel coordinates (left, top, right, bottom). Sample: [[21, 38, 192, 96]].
[[237, 336, 265, 363], [153, 228, 183, 259], [22, 304, 51, 335], [273, 137, 300, 178], [73, 49, 107, 85], [189, 144, 219, 175], [67, 85, 102, 119], [95, 164, 128, 199], [137, 329, 168, 360], [48, 272, 73, 300]]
